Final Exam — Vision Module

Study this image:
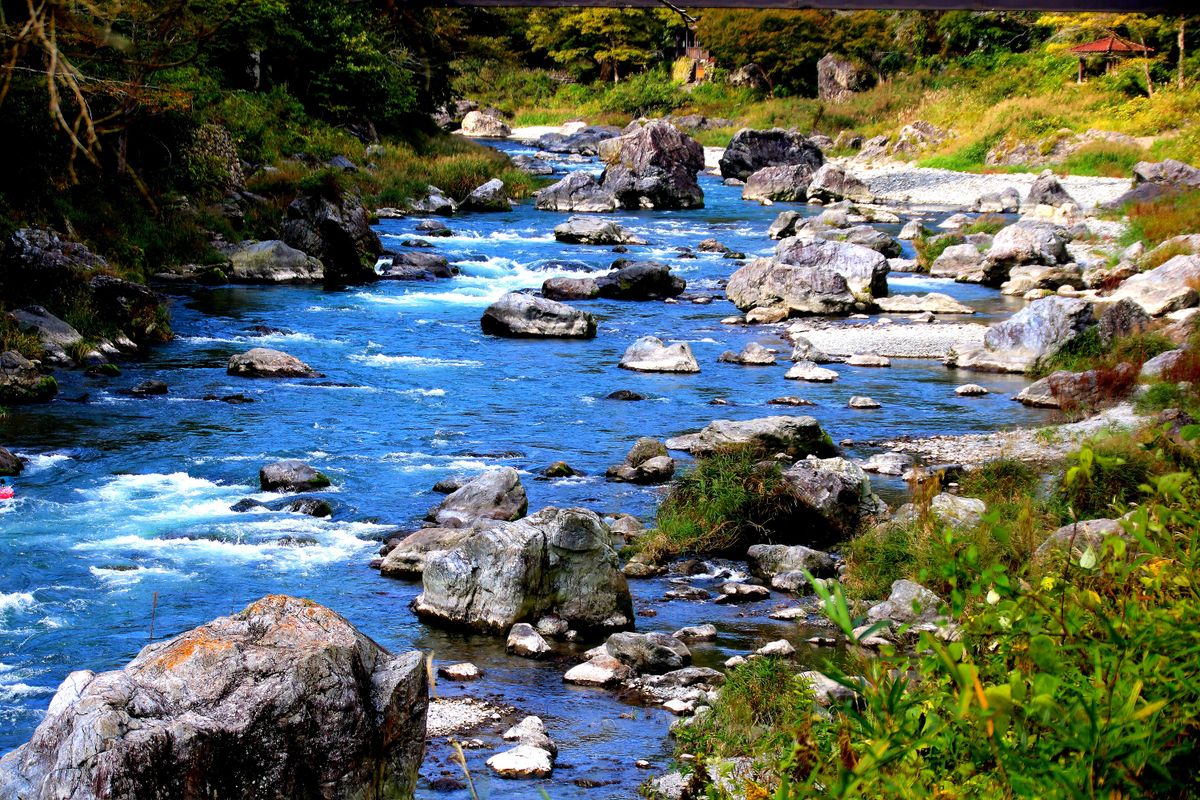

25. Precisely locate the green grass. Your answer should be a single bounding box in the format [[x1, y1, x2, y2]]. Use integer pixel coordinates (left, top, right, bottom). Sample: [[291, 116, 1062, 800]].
[[0, 317, 43, 360], [1119, 188, 1200, 250], [1057, 140, 1146, 178], [1032, 327, 1175, 379], [912, 232, 964, 272]]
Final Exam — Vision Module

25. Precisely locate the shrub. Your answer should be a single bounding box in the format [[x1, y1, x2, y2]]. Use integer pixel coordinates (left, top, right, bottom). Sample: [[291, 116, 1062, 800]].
[[598, 70, 685, 117], [912, 232, 963, 271], [960, 213, 1008, 236], [1057, 139, 1146, 178], [1032, 326, 1174, 378], [0, 316, 43, 359], [1121, 188, 1200, 249], [1055, 432, 1157, 519]]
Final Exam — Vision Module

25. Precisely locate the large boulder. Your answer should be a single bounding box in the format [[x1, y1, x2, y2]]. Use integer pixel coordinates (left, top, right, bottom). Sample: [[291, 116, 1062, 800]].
[[227, 347, 321, 378], [982, 221, 1070, 286], [774, 237, 889, 301], [930, 243, 986, 282], [281, 191, 382, 286], [542, 276, 599, 301], [598, 120, 705, 210], [665, 416, 835, 458], [260, 459, 331, 492], [536, 126, 621, 156], [781, 456, 887, 543], [7, 306, 83, 364], [817, 53, 870, 102], [718, 128, 824, 181], [228, 240, 323, 283], [726, 258, 857, 317], [0, 351, 57, 404], [413, 507, 634, 634], [1107, 255, 1200, 317], [866, 580, 942, 624], [1000, 264, 1085, 296], [534, 172, 618, 213], [1025, 170, 1077, 208], [1015, 363, 1138, 410], [1132, 159, 1200, 190], [480, 292, 597, 339], [597, 261, 686, 300], [461, 178, 510, 212], [408, 185, 458, 216], [813, 225, 902, 258], [746, 544, 837, 592], [742, 164, 819, 203], [0, 596, 428, 800], [605, 632, 691, 674], [0, 446, 23, 477], [426, 467, 528, 528], [459, 110, 511, 138], [379, 527, 473, 578], [949, 296, 1093, 374], [806, 163, 873, 203], [553, 216, 646, 246], [619, 336, 700, 373], [378, 252, 453, 281]]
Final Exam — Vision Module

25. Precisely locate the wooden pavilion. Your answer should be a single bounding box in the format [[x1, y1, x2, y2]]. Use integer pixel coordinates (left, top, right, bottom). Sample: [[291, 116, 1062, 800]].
[[1068, 34, 1154, 83]]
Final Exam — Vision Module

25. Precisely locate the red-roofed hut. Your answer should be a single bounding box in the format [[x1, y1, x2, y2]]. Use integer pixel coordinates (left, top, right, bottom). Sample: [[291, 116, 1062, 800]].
[[1068, 34, 1154, 83]]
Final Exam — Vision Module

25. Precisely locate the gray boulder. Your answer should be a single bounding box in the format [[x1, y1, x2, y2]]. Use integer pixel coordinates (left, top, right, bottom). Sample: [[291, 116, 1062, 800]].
[[1107, 255, 1200, 316], [507, 623, 552, 658], [380, 527, 473, 578], [511, 155, 555, 175], [930, 243, 986, 282], [971, 188, 1021, 213], [619, 336, 700, 373], [228, 240, 323, 283], [814, 225, 902, 258], [726, 258, 857, 317], [1025, 170, 1077, 208], [718, 128, 824, 181], [281, 190, 382, 286], [718, 342, 777, 365], [378, 252, 453, 281], [817, 53, 870, 101], [807, 163, 873, 203], [597, 261, 686, 299], [775, 237, 889, 300], [260, 459, 331, 492], [0, 351, 57, 405], [1098, 298, 1152, 346], [427, 467, 528, 528], [536, 126, 621, 156], [461, 178, 510, 212], [607, 438, 675, 485], [746, 544, 837, 591], [408, 186, 458, 216], [541, 276, 599, 301], [0, 446, 22, 477], [459, 110, 510, 137], [534, 172, 618, 213], [554, 216, 646, 245], [781, 456, 887, 544], [598, 120, 704, 209], [742, 164, 819, 202], [1000, 264, 1085, 296], [227, 347, 321, 378], [866, 579, 943, 624], [950, 296, 1092, 373], [1132, 159, 1200, 190], [605, 632, 691, 674], [6, 306, 83, 364], [481, 292, 597, 338], [665, 416, 835, 458], [1035, 518, 1124, 563], [983, 221, 1070, 286], [413, 507, 634, 634], [0, 596, 427, 800]]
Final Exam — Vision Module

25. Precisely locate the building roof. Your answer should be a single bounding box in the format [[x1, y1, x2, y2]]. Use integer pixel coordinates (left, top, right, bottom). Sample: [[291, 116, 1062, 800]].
[[1068, 35, 1154, 55]]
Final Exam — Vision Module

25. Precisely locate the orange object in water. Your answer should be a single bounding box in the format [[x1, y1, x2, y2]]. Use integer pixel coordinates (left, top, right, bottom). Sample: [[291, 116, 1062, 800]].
[[0, 486, 14, 500]]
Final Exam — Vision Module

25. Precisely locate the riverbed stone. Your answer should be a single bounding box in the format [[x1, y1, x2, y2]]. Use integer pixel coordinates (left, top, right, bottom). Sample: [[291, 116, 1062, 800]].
[[487, 745, 553, 779], [542, 276, 600, 301], [847, 353, 890, 367], [1000, 264, 1085, 296], [673, 624, 718, 641], [715, 583, 770, 603], [861, 451, 914, 475], [481, 292, 597, 338], [459, 109, 510, 137], [950, 296, 1093, 373], [726, 258, 857, 317], [281, 190, 382, 286], [228, 240, 323, 283], [718, 128, 824, 181], [0, 595, 428, 800], [1107, 255, 1200, 317], [597, 261, 686, 299], [260, 459, 331, 492], [507, 623, 552, 658], [7, 306, 83, 364], [1140, 349, 1186, 379], [930, 243, 986, 282], [554, 216, 646, 246], [1025, 169, 1076, 208], [380, 527, 474, 578], [503, 716, 558, 757], [414, 507, 633, 634], [1098, 298, 1152, 346], [874, 293, 974, 314], [599, 120, 705, 210], [1034, 518, 1124, 563], [774, 237, 889, 301], [718, 342, 777, 365], [786, 361, 839, 382], [534, 172, 618, 213], [605, 631, 692, 674], [867, 580, 943, 625], [756, 639, 796, 658], [619, 336, 700, 373], [426, 467, 527, 528], [789, 335, 837, 363], [742, 164, 819, 202], [848, 395, 881, 408], [955, 383, 988, 396], [664, 415, 834, 458], [227, 347, 321, 378], [409, 186, 457, 216], [781, 456, 887, 543], [746, 544, 836, 587], [563, 654, 635, 686], [931, 493, 987, 528], [461, 178, 510, 212], [982, 220, 1070, 286], [806, 163, 873, 203]]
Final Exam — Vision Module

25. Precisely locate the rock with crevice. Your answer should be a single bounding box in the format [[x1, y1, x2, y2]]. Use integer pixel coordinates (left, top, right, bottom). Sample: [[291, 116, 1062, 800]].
[[0, 596, 427, 800], [426, 467, 528, 528], [774, 237, 889, 302], [481, 292, 597, 339], [598, 120, 705, 210], [619, 336, 700, 373], [665, 415, 835, 458], [718, 128, 824, 182]]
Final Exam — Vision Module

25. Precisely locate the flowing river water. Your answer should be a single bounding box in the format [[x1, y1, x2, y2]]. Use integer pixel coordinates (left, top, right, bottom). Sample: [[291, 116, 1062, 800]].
[[0, 140, 1056, 797]]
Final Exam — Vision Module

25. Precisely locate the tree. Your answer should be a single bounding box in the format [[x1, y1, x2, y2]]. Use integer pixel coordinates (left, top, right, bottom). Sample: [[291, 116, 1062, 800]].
[[525, 9, 678, 82], [696, 10, 830, 95]]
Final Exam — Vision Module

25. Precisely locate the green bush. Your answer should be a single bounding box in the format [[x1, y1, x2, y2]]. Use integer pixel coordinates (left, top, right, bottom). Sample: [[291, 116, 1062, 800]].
[[1032, 327, 1174, 378], [912, 232, 964, 271], [1057, 140, 1145, 178], [598, 70, 685, 117]]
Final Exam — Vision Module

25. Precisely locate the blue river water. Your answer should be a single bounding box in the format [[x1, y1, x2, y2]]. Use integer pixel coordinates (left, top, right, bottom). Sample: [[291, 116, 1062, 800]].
[[0, 140, 1054, 797]]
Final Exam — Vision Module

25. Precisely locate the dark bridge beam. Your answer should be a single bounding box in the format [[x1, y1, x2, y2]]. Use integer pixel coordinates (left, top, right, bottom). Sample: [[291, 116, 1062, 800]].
[[430, 0, 1187, 12]]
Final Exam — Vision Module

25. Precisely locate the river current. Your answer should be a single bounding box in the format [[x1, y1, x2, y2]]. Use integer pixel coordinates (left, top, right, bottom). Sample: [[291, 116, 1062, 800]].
[[0, 140, 1054, 797]]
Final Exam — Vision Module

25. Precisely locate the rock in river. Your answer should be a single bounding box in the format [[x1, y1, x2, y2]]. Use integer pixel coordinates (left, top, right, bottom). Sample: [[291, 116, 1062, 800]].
[[598, 120, 705, 210], [949, 296, 1093, 374], [507, 623, 552, 658], [481, 292, 597, 338], [228, 239, 323, 283], [227, 347, 321, 378], [597, 261, 686, 300], [413, 507, 633, 634], [742, 164, 819, 202], [665, 416, 835, 458], [260, 459, 332, 492], [0, 446, 23, 476], [718, 128, 824, 181], [773, 237, 889, 302], [0, 350, 58, 405], [427, 467, 528, 528], [554, 216, 646, 246], [726, 258, 857, 318], [782, 456, 887, 544], [619, 336, 700, 373], [534, 172, 618, 213], [605, 631, 691, 674], [0, 595, 428, 800]]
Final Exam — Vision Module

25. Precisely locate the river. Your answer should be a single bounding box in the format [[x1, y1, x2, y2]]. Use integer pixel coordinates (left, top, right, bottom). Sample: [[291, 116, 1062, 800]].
[[0, 140, 1055, 797]]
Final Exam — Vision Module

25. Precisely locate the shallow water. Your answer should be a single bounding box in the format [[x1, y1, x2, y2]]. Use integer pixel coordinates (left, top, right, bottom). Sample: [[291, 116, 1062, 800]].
[[0, 141, 1054, 797]]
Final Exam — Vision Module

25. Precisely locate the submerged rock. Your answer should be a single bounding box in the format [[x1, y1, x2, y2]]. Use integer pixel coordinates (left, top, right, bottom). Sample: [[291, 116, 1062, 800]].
[[260, 459, 331, 492], [718, 342, 777, 366], [414, 507, 633, 634], [0, 447, 23, 477], [607, 437, 675, 485], [0, 595, 427, 800], [481, 292, 597, 338]]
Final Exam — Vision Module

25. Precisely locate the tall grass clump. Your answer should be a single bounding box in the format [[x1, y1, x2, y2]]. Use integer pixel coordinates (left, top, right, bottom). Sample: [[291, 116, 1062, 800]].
[[1120, 188, 1200, 250]]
